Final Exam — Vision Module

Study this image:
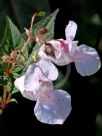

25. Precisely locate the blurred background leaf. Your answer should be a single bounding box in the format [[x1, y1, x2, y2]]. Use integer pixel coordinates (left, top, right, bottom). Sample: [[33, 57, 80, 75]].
[[0, 0, 50, 31], [96, 114, 102, 136]]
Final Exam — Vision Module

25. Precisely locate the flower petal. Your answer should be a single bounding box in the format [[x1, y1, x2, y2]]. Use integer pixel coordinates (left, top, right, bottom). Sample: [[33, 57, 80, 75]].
[[24, 59, 57, 93], [65, 21, 77, 52], [48, 39, 68, 53], [24, 64, 43, 92], [38, 49, 72, 66], [14, 76, 36, 101], [36, 81, 53, 100], [37, 59, 58, 80], [74, 44, 101, 76], [65, 21, 77, 40], [14, 75, 25, 92], [34, 89, 71, 124]]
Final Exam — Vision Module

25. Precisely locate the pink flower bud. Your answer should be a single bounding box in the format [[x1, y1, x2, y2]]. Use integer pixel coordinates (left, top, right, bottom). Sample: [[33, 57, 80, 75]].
[[10, 51, 17, 59], [37, 28, 48, 36], [1, 55, 12, 63]]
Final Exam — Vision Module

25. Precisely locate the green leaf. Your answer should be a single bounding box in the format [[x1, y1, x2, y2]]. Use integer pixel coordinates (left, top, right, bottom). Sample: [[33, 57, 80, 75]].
[[12, 65, 24, 73], [7, 98, 18, 104], [0, 14, 28, 57], [7, 82, 14, 93], [12, 72, 21, 78], [12, 87, 19, 94], [0, 14, 29, 74], [0, 109, 3, 115], [0, 62, 8, 75], [32, 9, 59, 41], [0, 97, 2, 102]]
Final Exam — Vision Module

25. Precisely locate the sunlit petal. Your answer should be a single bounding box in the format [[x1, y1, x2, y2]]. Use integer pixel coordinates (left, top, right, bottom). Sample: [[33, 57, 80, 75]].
[[65, 21, 77, 40], [37, 59, 58, 81], [34, 89, 71, 124], [14, 76, 36, 101], [65, 21, 77, 52], [24, 64, 43, 92], [75, 44, 101, 76]]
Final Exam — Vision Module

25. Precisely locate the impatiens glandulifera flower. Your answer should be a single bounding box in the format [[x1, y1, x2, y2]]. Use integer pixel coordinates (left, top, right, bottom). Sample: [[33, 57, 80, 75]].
[[14, 59, 72, 125], [38, 21, 101, 76]]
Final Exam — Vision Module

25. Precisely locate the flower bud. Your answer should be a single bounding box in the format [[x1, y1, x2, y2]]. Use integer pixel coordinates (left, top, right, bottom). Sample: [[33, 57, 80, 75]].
[[1, 55, 11, 63], [37, 28, 48, 36], [10, 51, 17, 59]]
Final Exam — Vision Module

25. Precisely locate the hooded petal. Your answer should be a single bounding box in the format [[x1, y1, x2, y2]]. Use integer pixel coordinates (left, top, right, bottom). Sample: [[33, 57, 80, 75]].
[[37, 59, 58, 81], [74, 44, 101, 76], [24, 59, 58, 93], [34, 89, 71, 125], [24, 64, 43, 92], [14, 76, 36, 101]]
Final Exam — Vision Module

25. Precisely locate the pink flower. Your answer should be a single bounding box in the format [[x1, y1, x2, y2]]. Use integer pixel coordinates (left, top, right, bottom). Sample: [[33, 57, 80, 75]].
[[14, 59, 71, 124], [38, 21, 101, 76]]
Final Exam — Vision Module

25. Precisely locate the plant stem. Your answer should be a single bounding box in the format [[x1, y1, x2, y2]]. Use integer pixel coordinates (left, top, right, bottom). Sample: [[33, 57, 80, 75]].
[[6, 93, 12, 104], [2, 85, 7, 105], [30, 13, 36, 34], [21, 38, 31, 53]]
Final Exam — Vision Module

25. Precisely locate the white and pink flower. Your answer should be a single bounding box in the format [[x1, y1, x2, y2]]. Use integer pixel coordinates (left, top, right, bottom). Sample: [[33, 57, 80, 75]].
[[38, 21, 101, 76], [14, 59, 72, 125]]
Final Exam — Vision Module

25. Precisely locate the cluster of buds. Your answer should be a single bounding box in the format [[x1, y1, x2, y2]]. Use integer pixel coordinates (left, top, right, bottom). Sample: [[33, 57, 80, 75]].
[[1, 50, 24, 65], [1, 51, 17, 64]]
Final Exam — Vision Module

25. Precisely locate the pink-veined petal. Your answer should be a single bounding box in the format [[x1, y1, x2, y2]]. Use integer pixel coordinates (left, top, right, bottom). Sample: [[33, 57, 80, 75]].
[[74, 44, 101, 76], [38, 48, 72, 66], [34, 89, 71, 125], [48, 39, 68, 53], [14, 76, 36, 101]]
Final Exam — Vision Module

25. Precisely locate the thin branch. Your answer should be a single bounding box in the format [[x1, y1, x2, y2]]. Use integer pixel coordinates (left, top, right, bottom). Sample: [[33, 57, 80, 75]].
[[3, 85, 7, 104], [30, 13, 36, 34]]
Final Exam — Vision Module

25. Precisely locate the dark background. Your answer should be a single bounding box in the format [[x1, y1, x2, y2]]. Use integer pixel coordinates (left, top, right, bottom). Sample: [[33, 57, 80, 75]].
[[0, 0, 102, 136]]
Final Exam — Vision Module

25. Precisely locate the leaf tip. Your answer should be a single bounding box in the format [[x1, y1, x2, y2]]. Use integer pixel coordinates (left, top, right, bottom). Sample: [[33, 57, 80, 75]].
[[52, 8, 59, 17]]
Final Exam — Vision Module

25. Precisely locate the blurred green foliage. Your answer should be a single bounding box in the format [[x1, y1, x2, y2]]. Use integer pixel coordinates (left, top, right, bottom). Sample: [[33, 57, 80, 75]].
[[0, 0, 50, 31]]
